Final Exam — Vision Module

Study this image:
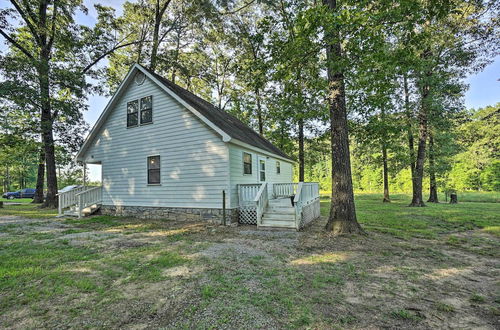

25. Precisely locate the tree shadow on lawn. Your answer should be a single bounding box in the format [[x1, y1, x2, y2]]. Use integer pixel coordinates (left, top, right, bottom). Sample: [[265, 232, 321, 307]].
[[0, 214, 498, 329]]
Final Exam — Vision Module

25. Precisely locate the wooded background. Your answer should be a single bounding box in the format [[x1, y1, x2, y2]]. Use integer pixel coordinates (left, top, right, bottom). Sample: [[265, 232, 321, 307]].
[[0, 0, 499, 231]]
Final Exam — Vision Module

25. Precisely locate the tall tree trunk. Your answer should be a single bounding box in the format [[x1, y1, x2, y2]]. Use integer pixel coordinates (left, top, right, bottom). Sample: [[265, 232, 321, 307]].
[[427, 133, 438, 203], [39, 50, 58, 208], [33, 147, 45, 203], [403, 75, 416, 186], [298, 118, 305, 182], [409, 67, 431, 207], [323, 0, 363, 234], [382, 143, 390, 202], [256, 88, 264, 135], [5, 166, 9, 192], [171, 29, 181, 83], [150, 1, 161, 72], [149, 0, 172, 72], [37, 1, 58, 208]]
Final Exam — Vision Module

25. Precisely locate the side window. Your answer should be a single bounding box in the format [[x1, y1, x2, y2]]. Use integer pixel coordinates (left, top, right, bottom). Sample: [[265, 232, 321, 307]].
[[259, 160, 266, 181], [140, 96, 153, 124], [147, 156, 160, 184], [276, 161, 281, 174], [127, 100, 139, 127], [243, 152, 252, 174]]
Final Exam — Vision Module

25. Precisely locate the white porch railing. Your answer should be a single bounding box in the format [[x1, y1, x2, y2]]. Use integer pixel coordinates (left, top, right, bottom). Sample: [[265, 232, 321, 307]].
[[293, 182, 320, 229], [75, 186, 102, 218], [237, 184, 264, 224], [58, 186, 88, 215], [254, 183, 268, 226], [58, 186, 102, 218], [272, 183, 298, 198]]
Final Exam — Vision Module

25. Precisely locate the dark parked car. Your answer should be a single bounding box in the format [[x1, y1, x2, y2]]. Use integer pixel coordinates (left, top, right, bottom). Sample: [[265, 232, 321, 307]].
[[2, 188, 36, 199]]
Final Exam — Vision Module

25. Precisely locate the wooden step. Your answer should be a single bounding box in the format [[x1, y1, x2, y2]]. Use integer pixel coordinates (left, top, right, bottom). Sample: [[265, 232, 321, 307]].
[[262, 213, 295, 221], [266, 207, 295, 215], [63, 204, 101, 217], [268, 200, 293, 207], [260, 220, 296, 228]]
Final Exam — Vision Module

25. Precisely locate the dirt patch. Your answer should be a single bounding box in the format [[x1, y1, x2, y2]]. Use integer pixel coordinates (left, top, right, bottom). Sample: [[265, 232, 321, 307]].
[[0, 214, 499, 329]]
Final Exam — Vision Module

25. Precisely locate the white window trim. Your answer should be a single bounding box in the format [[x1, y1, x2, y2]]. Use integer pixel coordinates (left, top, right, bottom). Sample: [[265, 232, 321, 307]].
[[147, 154, 161, 186], [276, 161, 281, 175], [258, 157, 266, 182]]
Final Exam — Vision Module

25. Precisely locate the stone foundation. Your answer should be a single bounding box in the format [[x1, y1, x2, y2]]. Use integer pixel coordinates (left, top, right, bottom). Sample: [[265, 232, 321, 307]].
[[100, 205, 238, 224]]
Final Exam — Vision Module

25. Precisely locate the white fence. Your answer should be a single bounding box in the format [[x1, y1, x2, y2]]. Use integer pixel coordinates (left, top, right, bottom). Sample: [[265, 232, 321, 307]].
[[293, 182, 320, 229], [272, 183, 298, 198], [58, 186, 102, 218], [237, 184, 262, 224], [255, 183, 268, 226]]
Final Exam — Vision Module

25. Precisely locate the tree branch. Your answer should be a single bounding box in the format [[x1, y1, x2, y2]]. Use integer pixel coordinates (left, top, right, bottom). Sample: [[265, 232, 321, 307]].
[[47, 0, 58, 51], [0, 28, 34, 60], [82, 40, 144, 74], [219, 0, 257, 15], [10, 0, 41, 45]]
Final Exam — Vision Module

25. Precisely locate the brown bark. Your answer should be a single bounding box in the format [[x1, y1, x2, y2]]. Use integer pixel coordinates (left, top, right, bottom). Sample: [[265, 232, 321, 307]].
[[32, 146, 45, 203], [449, 193, 458, 204], [409, 65, 431, 207], [382, 143, 390, 203], [256, 88, 263, 135], [323, 0, 363, 235], [4, 166, 9, 192], [37, 0, 58, 208], [149, 0, 172, 72], [427, 133, 439, 203], [403, 75, 417, 192], [298, 118, 305, 182]]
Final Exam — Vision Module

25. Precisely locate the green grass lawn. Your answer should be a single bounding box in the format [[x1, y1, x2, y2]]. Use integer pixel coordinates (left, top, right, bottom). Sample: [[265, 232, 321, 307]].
[[320, 193, 500, 239], [0, 193, 498, 328], [0, 197, 35, 203], [0, 203, 58, 218]]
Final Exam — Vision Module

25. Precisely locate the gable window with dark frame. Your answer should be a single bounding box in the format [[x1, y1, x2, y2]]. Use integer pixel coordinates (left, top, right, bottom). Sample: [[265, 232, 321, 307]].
[[140, 96, 153, 124], [147, 155, 160, 184], [276, 161, 281, 174], [127, 100, 138, 127], [243, 152, 252, 175], [127, 95, 153, 127]]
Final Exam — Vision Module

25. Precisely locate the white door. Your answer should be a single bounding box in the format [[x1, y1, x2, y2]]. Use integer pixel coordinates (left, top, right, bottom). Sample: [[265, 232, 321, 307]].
[[258, 157, 266, 182]]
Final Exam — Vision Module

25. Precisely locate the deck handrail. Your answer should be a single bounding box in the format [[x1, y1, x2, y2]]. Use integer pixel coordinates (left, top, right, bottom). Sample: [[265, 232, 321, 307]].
[[58, 186, 88, 216], [75, 186, 102, 218], [254, 183, 268, 226], [293, 182, 320, 229], [238, 184, 262, 203], [273, 183, 298, 198]]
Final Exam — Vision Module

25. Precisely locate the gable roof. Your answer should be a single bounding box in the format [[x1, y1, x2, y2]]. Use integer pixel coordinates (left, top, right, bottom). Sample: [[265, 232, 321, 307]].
[[140, 66, 292, 160], [76, 64, 292, 162]]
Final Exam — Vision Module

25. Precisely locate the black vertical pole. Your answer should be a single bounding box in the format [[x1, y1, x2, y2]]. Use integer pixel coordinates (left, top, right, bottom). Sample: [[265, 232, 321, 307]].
[[222, 190, 226, 225]]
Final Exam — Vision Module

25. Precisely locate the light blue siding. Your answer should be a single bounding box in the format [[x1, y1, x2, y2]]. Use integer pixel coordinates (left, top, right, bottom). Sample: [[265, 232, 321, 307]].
[[228, 144, 293, 208], [83, 74, 230, 209]]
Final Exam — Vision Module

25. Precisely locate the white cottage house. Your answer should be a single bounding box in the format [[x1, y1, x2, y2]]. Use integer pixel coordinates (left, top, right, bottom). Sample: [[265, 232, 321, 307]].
[[59, 64, 320, 229]]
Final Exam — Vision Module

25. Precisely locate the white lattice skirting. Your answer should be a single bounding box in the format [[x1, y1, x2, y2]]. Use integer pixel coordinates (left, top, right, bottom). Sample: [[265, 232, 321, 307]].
[[299, 198, 321, 229], [239, 205, 257, 224]]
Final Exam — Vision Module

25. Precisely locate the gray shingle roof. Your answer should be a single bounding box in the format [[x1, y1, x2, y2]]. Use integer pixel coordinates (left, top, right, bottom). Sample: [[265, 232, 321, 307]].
[[142, 66, 292, 160]]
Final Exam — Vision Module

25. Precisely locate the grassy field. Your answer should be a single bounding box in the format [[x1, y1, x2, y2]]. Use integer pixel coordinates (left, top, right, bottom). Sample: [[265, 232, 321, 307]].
[[0, 193, 498, 328], [0, 198, 35, 203]]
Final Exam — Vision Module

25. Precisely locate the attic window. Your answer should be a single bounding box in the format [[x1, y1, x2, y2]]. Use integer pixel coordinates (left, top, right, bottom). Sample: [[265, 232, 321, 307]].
[[135, 72, 146, 85], [140, 96, 153, 124], [276, 161, 281, 174], [127, 100, 139, 127]]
